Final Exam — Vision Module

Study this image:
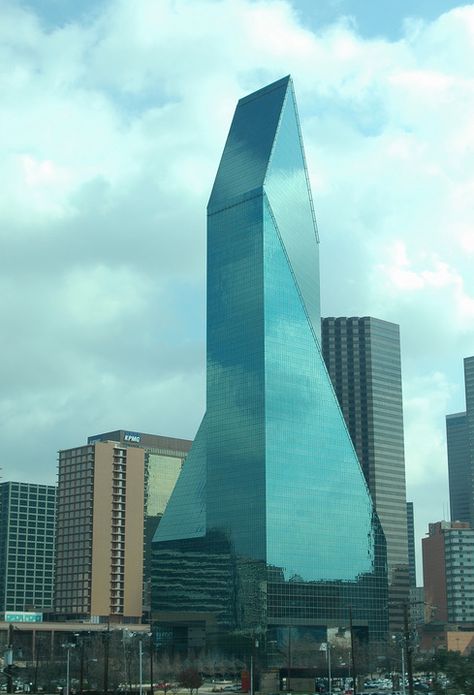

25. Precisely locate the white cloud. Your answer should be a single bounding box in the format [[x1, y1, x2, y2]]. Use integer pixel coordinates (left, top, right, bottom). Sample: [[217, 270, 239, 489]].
[[403, 369, 456, 577], [404, 371, 455, 486], [62, 264, 151, 325]]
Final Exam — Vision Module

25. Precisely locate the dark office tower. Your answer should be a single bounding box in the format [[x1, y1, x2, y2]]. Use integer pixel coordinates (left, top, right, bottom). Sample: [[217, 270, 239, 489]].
[[407, 502, 416, 588], [447, 413, 470, 522], [447, 357, 474, 525], [321, 317, 409, 632], [0, 482, 56, 612], [152, 76, 388, 654]]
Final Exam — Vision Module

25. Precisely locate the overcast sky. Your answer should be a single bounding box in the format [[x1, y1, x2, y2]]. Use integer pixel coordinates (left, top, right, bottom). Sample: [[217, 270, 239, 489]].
[[2, 0, 474, 580]]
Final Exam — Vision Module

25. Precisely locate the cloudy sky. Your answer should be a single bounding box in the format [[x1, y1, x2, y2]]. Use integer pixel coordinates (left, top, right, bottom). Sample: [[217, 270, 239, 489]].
[[2, 0, 474, 578]]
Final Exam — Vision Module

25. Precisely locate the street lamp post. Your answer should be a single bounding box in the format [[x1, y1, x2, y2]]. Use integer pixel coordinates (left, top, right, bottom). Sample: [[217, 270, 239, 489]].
[[62, 643, 75, 695], [4, 656, 13, 695], [320, 641, 332, 695], [139, 638, 143, 695], [392, 633, 406, 695], [75, 632, 88, 695], [327, 642, 332, 695], [249, 637, 258, 695], [33, 643, 40, 693], [5, 624, 14, 695], [149, 630, 154, 695], [287, 626, 292, 692], [103, 622, 111, 695], [66, 647, 71, 695], [79, 638, 85, 695]]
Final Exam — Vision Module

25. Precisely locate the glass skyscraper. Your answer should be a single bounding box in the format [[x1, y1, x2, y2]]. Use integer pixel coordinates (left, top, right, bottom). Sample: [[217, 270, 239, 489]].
[[152, 76, 388, 654], [447, 356, 474, 526]]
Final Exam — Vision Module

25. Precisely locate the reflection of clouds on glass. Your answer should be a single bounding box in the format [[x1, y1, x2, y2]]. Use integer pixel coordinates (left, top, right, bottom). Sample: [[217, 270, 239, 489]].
[[328, 626, 351, 648], [209, 137, 268, 208], [262, 197, 376, 583], [209, 80, 290, 212], [155, 416, 207, 542], [265, 88, 321, 340], [265, 181, 320, 337]]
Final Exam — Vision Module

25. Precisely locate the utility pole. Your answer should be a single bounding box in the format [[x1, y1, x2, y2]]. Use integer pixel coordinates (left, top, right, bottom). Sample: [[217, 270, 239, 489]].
[[349, 608, 357, 695], [401, 645, 406, 695], [66, 645, 71, 695], [139, 638, 143, 695], [403, 602, 414, 695], [250, 635, 258, 695], [79, 636, 86, 695], [33, 643, 40, 693]]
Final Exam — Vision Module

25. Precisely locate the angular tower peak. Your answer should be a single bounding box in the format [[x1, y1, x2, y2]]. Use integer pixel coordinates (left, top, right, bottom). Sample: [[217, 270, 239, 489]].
[[208, 76, 292, 214]]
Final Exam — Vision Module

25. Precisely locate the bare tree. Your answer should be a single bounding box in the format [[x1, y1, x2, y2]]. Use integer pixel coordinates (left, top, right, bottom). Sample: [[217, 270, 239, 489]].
[[178, 667, 203, 695]]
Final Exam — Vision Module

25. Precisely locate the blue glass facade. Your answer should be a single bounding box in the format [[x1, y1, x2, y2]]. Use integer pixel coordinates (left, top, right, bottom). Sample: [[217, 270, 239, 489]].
[[152, 77, 388, 651], [447, 357, 474, 527]]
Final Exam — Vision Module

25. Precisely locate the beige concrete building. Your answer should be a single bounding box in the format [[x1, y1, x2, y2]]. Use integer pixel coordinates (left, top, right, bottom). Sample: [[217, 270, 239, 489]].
[[55, 441, 145, 623], [86, 430, 193, 617]]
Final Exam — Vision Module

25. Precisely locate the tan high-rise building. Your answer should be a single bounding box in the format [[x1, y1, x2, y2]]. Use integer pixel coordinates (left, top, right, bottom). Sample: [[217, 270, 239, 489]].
[[86, 430, 192, 600], [55, 441, 145, 622]]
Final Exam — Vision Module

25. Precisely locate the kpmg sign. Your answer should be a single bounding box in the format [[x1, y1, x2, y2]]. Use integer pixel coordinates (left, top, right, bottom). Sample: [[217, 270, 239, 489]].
[[124, 432, 141, 443]]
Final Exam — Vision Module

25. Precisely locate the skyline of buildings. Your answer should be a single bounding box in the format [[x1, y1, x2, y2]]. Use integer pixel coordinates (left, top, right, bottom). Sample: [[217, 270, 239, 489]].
[[0, 70, 474, 664], [321, 316, 409, 631], [152, 75, 388, 653]]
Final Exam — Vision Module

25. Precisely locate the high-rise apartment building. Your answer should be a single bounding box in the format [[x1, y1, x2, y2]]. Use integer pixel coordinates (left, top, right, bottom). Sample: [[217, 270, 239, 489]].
[[407, 502, 416, 588], [88, 430, 191, 518], [87, 430, 192, 610], [55, 441, 144, 622], [422, 521, 474, 624], [321, 317, 409, 631], [447, 357, 474, 525], [0, 482, 56, 612], [152, 76, 388, 655]]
